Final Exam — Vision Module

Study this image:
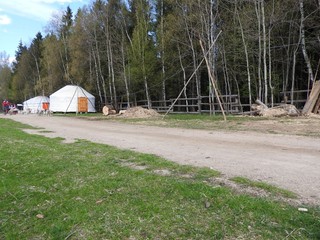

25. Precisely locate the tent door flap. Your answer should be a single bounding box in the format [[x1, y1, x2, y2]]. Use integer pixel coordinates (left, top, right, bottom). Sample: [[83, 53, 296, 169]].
[[78, 97, 88, 112]]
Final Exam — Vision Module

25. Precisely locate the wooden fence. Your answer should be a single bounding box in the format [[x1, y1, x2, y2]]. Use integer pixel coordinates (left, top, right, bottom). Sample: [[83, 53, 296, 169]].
[[118, 90, 310, 115], [119, 95, 242, 114], [280, 90, 311, 108]]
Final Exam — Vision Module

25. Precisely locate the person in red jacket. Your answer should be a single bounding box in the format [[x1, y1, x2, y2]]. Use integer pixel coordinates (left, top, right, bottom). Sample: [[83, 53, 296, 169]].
[[2, 99, 10, 114]]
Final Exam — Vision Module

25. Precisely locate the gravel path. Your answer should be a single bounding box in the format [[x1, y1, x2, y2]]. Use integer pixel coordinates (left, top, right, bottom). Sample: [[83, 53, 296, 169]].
[[3, 114, 320, 205]]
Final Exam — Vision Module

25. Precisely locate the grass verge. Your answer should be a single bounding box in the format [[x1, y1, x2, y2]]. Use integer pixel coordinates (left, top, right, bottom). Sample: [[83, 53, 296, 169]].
[[230, 177, 298, 199], [0, 118, 319, 239]]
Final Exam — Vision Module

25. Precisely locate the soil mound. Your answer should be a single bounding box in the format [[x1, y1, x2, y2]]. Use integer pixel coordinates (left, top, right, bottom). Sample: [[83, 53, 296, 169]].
[[121, 106, 160, 118]]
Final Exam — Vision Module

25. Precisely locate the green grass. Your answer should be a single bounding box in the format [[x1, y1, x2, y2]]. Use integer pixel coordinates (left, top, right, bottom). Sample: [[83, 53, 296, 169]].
[[1, 118, 320, 239]]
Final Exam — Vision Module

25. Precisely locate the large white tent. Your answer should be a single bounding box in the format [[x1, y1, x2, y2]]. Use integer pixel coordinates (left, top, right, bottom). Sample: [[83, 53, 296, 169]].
[[23, 96, 50, 113], [49, 85, 96, 113]]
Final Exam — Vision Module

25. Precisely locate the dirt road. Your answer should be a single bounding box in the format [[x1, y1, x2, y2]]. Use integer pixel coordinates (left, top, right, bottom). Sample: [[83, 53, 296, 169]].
[[3, 114, 320, 205]]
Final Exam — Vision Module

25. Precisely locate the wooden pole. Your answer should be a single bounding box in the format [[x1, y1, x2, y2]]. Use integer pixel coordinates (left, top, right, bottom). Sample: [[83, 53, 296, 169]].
[[199, 39, 227, 121], [302, 80, 320, 114], [163, 31, 222, 118]]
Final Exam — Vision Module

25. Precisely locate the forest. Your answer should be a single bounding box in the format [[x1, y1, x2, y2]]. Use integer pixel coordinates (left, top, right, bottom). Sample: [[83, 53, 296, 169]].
[[1, 0, 320, 113]]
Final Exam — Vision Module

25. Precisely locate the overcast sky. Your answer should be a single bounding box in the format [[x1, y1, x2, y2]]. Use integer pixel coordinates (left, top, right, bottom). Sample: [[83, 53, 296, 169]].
[[0, 0, 90, 62]]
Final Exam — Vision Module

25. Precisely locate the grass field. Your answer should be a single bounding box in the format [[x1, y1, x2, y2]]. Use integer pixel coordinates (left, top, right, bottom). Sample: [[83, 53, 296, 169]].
[[1, 118, 320, 239]]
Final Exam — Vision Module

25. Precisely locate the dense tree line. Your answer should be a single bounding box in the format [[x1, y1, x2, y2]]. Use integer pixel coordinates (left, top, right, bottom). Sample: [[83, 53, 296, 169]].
[[1, 0, 320, 111]]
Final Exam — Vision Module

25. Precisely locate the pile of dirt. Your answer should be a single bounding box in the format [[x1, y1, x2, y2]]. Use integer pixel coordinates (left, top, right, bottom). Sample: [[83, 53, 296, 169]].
[[120, 106, 160, 118]]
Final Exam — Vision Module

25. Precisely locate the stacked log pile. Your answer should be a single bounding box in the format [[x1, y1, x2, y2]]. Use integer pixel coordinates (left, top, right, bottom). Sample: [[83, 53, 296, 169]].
[[302, 80, 320, 115]]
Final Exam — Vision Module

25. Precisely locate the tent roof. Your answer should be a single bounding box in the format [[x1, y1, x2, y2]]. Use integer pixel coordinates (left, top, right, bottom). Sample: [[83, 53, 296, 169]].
[[50, 85, 94, 98], [23, 96, 49, 104]]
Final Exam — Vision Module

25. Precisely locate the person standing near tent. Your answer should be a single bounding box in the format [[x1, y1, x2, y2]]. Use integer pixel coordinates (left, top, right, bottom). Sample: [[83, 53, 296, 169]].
[[2, 99, 10, 114]]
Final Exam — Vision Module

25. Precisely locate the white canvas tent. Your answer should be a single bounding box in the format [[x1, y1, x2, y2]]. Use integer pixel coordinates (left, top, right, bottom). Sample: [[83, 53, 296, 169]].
[[23, 96, 50, 113], [49, 85, 96, 113]]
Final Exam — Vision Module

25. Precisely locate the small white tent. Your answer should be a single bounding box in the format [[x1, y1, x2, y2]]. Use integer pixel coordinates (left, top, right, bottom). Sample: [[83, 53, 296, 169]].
[[49, 85, 96, 113], [23, 96, 50, 113]]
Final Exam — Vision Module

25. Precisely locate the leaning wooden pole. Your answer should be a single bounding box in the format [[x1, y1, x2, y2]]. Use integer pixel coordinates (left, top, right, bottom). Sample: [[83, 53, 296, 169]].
[[199, 39, 227, 121], [163, 31, 222, 118], [162, 58, 204, 118]]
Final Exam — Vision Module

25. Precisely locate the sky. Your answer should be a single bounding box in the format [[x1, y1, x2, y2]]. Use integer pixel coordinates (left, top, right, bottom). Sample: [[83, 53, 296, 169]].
[[0, 0, 91, 63]]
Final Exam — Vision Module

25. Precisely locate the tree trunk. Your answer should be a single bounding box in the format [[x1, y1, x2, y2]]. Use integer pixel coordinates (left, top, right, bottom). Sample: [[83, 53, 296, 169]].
[[93, 28, 108, 106], [255, 0, 262, 100], [108, 39, 117, 110], [160, 0, 166, 104], [91, 45, 103, 106], [299, 0, 314, 83], [237, 8, 252, 110], [268, 32, 274, 107], [182, 9, 201, 113], [144, 75, 151, 109], [291, 43, 300, 105], [261, 0, 268, 104], [284, 21, 294, 95], [178, 44, 189, 112], [121, 30, 130, 108], [268, 0, 275, 107]]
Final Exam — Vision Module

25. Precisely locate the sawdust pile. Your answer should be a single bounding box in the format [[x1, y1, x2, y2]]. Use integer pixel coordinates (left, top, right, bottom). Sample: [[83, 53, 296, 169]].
[[120, 106, 160, 118]]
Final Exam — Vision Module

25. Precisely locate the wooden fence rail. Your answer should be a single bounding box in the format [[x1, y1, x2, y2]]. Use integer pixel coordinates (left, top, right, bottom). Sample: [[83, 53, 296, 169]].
[[119, 95, 241, 114], [117, 90, 310, 115]]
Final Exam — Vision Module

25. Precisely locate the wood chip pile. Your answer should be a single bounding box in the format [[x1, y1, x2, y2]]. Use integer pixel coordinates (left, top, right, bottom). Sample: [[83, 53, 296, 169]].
[[119, 106, 160, 118]]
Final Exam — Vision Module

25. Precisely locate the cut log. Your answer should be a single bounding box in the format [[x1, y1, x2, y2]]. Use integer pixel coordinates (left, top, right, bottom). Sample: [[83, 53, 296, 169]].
[[102, 106, 109, 116], [102, 105, 116, 116], [251, 104, 267, 113], [313, 97, 320, 114], [118, 110, 127, 115], [302, 80, 320, 114], [279, 104, 300, 116], [255, 99, 268, 109]]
